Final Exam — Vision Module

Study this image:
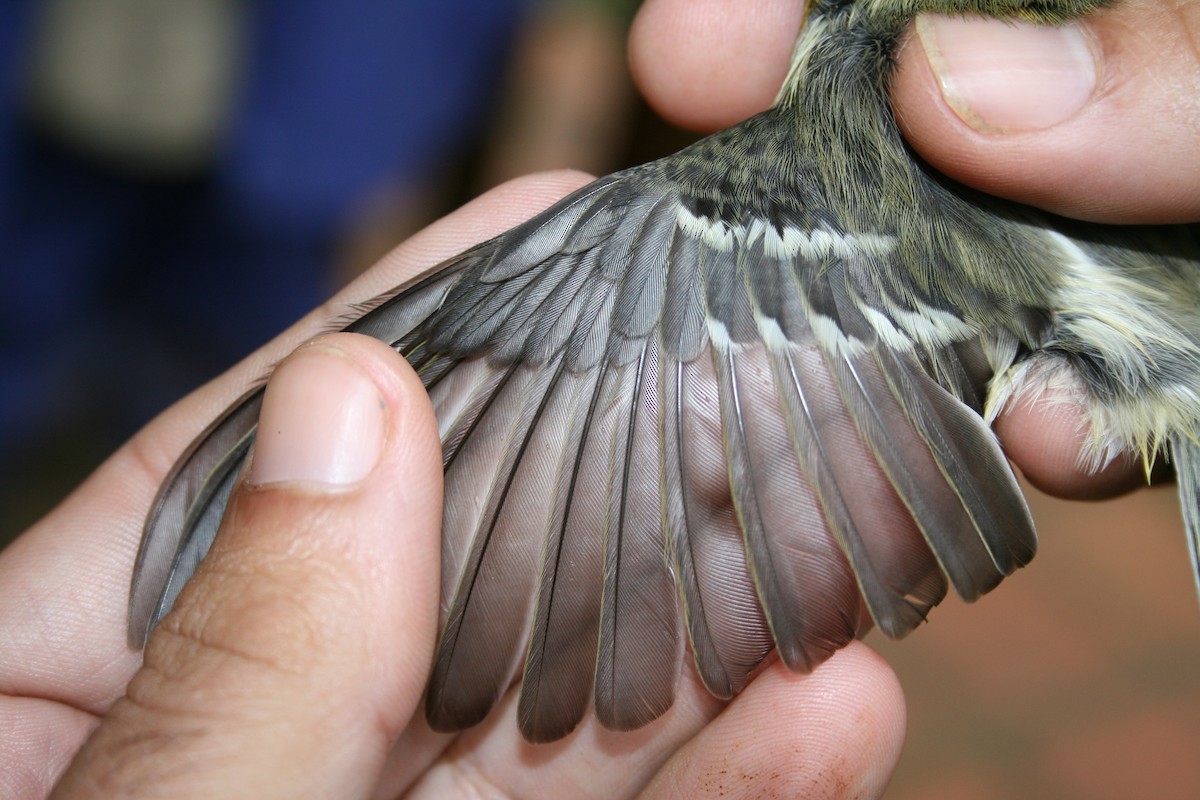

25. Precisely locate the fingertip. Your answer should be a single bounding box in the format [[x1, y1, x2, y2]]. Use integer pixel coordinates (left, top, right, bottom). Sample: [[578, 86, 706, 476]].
[[798, 643, 907, 798], [893, 7, 1200, 223], [629, 0, 802, 131], [249, 342, 388, 488], [324, 332, 442, 484], [488, 169, 599, 208], [891, 19, 1097, 216], [651, 644, 905, 800], [994, 393, 1145, 500], [244, 332, 442, 562], [909, 14, 1099, 135], [745, 644, 906, 799]]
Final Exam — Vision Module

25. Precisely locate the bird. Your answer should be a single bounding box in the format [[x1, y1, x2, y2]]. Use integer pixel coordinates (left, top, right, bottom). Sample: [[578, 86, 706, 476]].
[[128, 0, 1200, 743]]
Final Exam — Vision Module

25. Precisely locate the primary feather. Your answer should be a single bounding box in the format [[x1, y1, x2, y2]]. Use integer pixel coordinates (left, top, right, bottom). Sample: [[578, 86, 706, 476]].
[[130, 0, 1200, 743]]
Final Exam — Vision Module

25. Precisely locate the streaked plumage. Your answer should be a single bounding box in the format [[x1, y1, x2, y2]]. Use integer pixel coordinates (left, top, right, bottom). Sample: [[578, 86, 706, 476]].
[[129, 0, 1200, 742]]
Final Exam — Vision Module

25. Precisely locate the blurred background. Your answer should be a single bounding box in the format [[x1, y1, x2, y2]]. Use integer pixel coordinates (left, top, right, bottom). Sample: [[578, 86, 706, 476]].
[[1, 2, 1197, 797], [875, 481, 1200, 800], [0, 0, 655, 532]]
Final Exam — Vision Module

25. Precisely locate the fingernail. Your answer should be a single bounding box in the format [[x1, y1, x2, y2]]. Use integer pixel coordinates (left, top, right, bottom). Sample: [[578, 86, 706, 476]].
[[249, 344, 387, 487], [916, 14, 1098, 133]]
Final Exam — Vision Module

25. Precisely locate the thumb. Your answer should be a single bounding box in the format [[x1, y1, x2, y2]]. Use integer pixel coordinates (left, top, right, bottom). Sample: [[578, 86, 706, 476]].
[[892, 0, 1200, 223], [53, 334, 442, 800]]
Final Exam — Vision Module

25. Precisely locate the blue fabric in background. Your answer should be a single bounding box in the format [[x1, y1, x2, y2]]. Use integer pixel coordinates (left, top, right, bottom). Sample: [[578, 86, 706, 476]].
[[0, 0, 529, 465], [227, 0, 526, 227]]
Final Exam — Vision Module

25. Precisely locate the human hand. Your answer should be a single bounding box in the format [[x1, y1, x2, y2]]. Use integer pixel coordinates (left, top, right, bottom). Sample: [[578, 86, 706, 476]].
[[629, 0, 1199, 497], [0, 174, 905, 800]]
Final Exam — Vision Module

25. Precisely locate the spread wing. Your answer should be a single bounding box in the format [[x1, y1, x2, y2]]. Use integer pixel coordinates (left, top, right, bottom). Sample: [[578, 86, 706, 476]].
[[129, 162, 1036, 743]]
